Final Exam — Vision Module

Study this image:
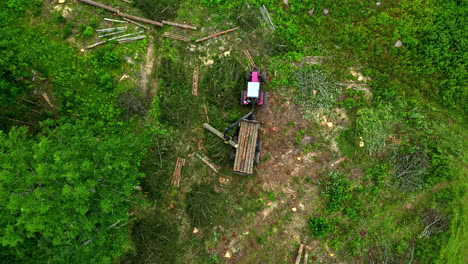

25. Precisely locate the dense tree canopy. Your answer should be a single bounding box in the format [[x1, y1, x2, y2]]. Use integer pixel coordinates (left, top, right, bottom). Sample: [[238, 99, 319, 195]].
[[0, 121, 145, 263]]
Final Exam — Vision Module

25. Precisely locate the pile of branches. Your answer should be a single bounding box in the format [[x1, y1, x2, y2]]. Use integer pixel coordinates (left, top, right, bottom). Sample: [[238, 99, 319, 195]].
[[392, 146, 430, 192], [294, 66, 340, 110]]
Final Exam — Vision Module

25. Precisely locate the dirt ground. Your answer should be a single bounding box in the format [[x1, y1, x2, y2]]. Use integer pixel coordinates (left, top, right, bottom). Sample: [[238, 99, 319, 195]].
[[206, 92, 340, 263]]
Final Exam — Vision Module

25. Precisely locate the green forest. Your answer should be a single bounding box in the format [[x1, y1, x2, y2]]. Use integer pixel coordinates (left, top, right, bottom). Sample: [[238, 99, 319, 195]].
[[0, 0, 466, 263]]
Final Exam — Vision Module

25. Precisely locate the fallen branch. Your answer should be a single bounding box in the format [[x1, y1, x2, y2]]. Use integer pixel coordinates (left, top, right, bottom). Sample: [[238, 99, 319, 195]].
[[163, 32, 190, 42], [162, 20, 196, 30], [195, 153, 221, 173], [195, 27, 239, 43], [76, 0, 163, 26], [243, 50, 255, 68]]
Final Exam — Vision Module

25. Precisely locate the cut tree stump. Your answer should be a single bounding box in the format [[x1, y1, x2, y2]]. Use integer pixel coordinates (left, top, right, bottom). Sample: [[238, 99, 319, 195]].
[[171, 157, 186, 187], [192, 67, 199, 95], [195, 153, 221, 173]]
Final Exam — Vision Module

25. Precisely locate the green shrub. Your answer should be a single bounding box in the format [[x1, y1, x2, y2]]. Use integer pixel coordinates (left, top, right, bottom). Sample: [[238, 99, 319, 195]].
[[309, 216, 333, 238], [354, 106, 394, 155], [323, 171, 352, 213]]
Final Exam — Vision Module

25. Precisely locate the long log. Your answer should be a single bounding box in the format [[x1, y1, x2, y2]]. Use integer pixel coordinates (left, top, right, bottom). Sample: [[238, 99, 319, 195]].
[[203, 123, 237, 148], [76, 0, 163, 27], [195, 27, 239, 43], [195, 153, 221, 173], [122, 17, 150, 29], [303, 247, 309, 264], [162, 20, 196, 30], [192, 67, 199, 95], [295, 244, 304, 264], [87, 40, 107, 49]]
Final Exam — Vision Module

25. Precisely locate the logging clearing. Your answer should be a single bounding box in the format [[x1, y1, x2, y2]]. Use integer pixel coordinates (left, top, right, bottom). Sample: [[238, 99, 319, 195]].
[[2, 0, 465, 264]]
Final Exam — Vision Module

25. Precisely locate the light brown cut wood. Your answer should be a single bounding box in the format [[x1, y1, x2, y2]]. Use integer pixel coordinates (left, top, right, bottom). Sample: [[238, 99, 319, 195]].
[[303, 247, 309, 264], [122, 17, 150, 29], [87, 40, 107, 49], [195, 153, 221, 173], [192, 67, 199, 95], [295, 244, 304, 264], [202, 123, 238, 148], [233, 120, 260, 174], [171, 157, 186, 187], [195, 27, 239, 42], [203, 104, 209, 123], [162, 20, 197, 30]]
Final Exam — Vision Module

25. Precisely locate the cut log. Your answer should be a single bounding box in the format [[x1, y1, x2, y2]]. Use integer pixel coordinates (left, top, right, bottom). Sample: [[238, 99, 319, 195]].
[[99, 30, 126, 38], [192, 67, 199, 95], [195, 153, 221, 173], [76, 0, 163, 26], [195, 27, 239, 43], [162, 20, 196, 30], [87, 40, 107, 49], [331, 157, 346, 167], [303, 247, 309, 264], [171, 157, 186, 187], [203, 123, 238, 148], [295, 244, 304, 264], [122, 17, 150, 29], [203, 104, 209, 123], [104, 18, 127, 23], [233, 120, 261, 175]]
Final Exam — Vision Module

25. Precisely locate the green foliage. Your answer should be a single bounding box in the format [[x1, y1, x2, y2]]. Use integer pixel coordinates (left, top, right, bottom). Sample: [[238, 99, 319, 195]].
[[365, 163, 389, 188], [79, 26, 94, 39], [0, 121, 147, 263], [309, 216, 333, 238], [354, 105, 394, 155], [322, 171, 352, 213]]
